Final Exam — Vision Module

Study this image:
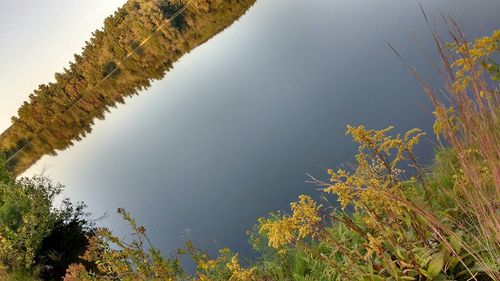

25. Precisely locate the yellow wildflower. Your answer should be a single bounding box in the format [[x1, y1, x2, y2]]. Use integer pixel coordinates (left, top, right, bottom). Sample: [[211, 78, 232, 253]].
[[290, 195, 322, 238], [259, 195, 321, 250], [450, 29, 499, 92], [365, 233, 384, 258], [226, 254, 257, 281], [259, 217, 295, 249]]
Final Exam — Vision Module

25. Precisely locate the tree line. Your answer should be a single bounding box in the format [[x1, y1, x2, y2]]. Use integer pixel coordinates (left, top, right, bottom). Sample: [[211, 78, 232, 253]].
[[0, 0, 256, 176]]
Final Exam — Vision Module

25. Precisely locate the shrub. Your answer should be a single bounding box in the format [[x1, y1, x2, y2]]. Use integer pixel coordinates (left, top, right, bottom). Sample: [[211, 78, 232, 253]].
[[0, 157, 95, 280]]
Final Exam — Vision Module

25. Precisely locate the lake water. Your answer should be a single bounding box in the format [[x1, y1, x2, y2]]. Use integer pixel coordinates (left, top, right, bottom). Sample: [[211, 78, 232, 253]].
[[17, 0, 500, 259]]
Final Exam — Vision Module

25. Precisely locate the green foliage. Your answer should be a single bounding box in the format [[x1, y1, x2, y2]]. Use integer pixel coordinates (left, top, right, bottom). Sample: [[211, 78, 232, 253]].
[[0, 176, 62, 270], [240, 145, 493, 280], [0, 156, 95, 280], [483, 58, 500, 82], [0, 268, 41, 281], [0, 153, 11, 184], [64, 208, 185, 281], [35, 200, 96, 280]]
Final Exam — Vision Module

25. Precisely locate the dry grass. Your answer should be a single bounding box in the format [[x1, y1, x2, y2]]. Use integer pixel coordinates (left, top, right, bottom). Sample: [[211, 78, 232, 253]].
[[395, 16, 500, 279]]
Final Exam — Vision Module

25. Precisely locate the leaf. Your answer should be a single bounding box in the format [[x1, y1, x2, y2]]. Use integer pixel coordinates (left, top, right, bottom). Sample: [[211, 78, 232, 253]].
[[446, 256, 460, 272], [449, 232, 463, 253], [399, 277, 416, 280], [427, 250, 445, 279], [395, 246, 409, 261], [362, 275, 385, 281]]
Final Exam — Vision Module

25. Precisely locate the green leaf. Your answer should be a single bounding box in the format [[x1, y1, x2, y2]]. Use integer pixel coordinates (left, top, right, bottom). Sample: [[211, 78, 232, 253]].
[[449, 232, 463, 253], [399, 277, 416, 280], [427, 250, 445, 279], [446, 256, 460, 272], [362, 275, 385, 281]]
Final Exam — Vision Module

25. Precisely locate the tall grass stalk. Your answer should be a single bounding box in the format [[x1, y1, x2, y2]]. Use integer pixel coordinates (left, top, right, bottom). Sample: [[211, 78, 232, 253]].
[[399, 17, 500, 279]]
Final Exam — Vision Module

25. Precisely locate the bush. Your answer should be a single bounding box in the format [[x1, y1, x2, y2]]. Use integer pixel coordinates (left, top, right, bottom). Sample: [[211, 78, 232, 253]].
[[0, 157, 95, 280]]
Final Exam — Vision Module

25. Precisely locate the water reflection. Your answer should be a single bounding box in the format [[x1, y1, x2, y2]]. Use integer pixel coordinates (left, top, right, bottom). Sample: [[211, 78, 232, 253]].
[[0, 0, 255, 176]]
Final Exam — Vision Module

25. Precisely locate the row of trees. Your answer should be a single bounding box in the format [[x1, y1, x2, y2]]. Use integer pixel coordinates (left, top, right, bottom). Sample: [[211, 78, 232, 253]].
[[0, 0, 256, 176]]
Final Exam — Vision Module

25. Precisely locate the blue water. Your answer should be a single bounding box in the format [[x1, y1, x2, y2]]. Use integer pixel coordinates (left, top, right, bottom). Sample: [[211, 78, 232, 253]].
[[24, 0, 500, 259]]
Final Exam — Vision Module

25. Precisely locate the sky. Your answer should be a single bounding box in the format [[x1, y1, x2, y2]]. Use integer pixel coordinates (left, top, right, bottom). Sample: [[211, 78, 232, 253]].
[[1, 0, 500, 259]]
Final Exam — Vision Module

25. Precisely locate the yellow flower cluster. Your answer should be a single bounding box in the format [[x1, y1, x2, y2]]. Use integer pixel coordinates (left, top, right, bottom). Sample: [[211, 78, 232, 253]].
[[191, 248, 258, 281], [324, 168, 354, 209], [226, 254, 257, 281], [290, 195, 323, 238], [197, 258, 217, 272], [433, 106, 457, 140], [365, 233, 384, 259], [259, 195, 321, 250], [451, 29, 500, 92], [258, 215, 295, 249], [324, 126, 424, 217]]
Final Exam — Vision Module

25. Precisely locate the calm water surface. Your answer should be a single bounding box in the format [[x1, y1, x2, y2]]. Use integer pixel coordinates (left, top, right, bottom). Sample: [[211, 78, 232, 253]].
[[20, 0, 500, 258]]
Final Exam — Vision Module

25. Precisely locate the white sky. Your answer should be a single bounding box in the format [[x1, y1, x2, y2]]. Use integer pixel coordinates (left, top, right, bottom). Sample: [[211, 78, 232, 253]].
[[0, 0, 126, 131]]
